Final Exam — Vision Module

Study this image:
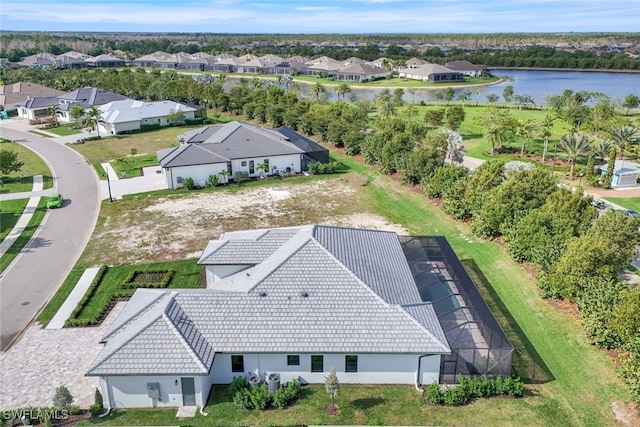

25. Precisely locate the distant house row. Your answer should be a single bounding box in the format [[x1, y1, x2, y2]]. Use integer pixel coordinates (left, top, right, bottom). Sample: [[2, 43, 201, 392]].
[[11, 84, 204, 135], [8, 50, 484, 83]]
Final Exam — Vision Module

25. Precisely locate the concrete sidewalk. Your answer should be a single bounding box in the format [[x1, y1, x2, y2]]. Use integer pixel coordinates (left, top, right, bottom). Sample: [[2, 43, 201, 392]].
[[100, 165, 166, 200], [1, 188, 54, 201], [0, 175, 45, 257], [46, 267, 101, 330]]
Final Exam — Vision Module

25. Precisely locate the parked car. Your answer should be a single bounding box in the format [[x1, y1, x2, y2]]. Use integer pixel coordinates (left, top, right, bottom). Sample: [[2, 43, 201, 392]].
[[46, 193, 63, 209]]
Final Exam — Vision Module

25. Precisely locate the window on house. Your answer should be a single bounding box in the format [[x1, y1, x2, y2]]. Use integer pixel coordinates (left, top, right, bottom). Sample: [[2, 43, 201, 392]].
[[264, 159, 269, 171], [231, 355, 244, 372], [287, 355, 300, 366], [241, 161, 247, 167], [345, 355, 358, 373], [311, 355, 323, 372]]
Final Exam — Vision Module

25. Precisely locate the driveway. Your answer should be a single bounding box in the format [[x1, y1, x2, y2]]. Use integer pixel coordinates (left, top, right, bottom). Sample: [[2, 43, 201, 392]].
[[0, 126, 100, 350]]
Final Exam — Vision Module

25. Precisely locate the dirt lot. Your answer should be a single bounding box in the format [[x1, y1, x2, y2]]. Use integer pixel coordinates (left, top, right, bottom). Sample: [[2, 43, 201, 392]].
[[80, 176, 405, 266]]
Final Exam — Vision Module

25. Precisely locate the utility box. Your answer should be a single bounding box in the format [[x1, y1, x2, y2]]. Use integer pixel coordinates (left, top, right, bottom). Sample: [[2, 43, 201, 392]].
[[147, 382, 160, 399]]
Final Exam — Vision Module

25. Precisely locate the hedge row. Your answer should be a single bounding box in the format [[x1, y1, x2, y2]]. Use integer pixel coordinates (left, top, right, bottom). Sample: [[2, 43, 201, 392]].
[[65, 292, 134, 327], [231, 377, 301, 410], [120, 270, 175, 289], [64, 265, 107, 326], [425, 375, 524, 406]]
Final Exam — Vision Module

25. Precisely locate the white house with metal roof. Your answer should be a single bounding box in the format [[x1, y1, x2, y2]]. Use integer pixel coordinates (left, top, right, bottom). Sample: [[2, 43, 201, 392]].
[[86, 225, 451, 409], [156, 121, 329, 188], [97, 99, 202, 135], [597, 160, 640, 188]]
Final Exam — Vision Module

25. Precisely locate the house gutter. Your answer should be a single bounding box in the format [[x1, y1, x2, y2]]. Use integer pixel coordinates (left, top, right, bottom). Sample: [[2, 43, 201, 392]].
[[415, 354, 429, 392]]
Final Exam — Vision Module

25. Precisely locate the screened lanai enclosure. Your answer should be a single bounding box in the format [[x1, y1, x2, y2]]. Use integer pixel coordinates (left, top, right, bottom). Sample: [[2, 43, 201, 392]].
[[400, 236, 514, 384]]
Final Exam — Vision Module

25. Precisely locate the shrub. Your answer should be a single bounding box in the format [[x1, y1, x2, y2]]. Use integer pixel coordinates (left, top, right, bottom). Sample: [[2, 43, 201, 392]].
[[233, 388, 254, 410], [367, 417, 385, 426], [65, 265, 107, 325], [183, 177, 196, 190], [140, 123, 162, 132], [68, 405, 81, 415], [249, 383, 271, 410], [229, 376, 247, 397], [94, 388, 103, 407], [52, 386, 73, 410], [207, 174, 219, 187], [130, 147, 138, 156], [425, 382, 442, 405], [272, 380, 301, 408], [89, 403, 103, 416], [442, 386, 470, 405]]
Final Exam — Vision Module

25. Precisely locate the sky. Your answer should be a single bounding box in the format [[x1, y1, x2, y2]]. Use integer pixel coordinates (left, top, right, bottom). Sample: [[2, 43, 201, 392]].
[[1, 0, 639, 34]]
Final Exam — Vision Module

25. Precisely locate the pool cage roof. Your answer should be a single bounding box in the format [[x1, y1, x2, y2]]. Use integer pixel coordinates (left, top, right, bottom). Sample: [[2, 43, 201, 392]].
[[399, 236, 514, 384]]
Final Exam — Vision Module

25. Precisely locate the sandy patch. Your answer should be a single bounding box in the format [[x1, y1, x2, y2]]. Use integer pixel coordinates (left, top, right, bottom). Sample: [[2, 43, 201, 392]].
[[89, 179, 404, 265]]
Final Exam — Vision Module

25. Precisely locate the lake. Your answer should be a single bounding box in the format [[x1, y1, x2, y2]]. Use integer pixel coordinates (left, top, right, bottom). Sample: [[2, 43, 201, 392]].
[[317, 69, 639, 104]]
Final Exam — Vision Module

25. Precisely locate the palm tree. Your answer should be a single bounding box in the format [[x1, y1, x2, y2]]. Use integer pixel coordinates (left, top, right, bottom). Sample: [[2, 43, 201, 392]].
[[256, 161, 269, 178], [483, 125, 508, 156], [517, 119, 537, 158], [539, 115, 554, 164], [310, 82, 326, 101], [609, 125, 640, 160], [334, 82, 351, 100], [558, 132, 591, 177], [47, 105, 61, 126], [85, 106, 104, 138], [218, 168, 231, 184], [593, 139, 615, 160]]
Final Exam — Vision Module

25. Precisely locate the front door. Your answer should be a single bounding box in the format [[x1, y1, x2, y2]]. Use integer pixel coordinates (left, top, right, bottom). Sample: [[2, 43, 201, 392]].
[[181, 377, 196, 406]]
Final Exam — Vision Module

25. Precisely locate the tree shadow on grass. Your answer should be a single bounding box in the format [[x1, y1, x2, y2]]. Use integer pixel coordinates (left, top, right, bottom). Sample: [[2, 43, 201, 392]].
[[461, 259, 554, 384], [351, 397, 386, 409]]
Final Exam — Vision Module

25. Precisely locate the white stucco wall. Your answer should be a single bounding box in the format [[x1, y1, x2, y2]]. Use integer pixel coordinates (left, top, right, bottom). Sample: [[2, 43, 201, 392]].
[[207, 353, 442, 386], [99, 375, 207, 408], [206, 264, 252, 286], [163, 154, 303, 189]]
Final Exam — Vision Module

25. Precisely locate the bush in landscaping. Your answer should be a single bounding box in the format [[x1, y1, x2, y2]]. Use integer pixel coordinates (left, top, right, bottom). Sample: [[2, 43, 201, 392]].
[[89, 403, 103, 417], [120, 270, 175, 289], [229, 376, 247, 397], [425, 382, 442, 405], [183, 177, 196, 190], [94, 388, 103, 407], [52, 386, 73, 410], [442, 386, 470, 405], [140, 123, 162, 132], [309, 161, 339, 175], [249, 383, 271, 410], [272, 380, 301, 408], [425, 376, 524, 406], [233, 388, 254, 410], [67, 405, 81, 415], [65, 265, 107, 325]]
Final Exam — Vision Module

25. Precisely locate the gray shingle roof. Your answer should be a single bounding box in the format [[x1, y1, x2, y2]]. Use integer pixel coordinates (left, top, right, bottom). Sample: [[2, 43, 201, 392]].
[[159, 122, 312, 168], [88, 225, 450, 376]]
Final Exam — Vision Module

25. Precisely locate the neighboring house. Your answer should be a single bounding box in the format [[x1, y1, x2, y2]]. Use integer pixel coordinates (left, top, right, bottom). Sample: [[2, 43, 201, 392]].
[[299, 56, 343, 76], [405, 57, 428, 68], [445, 60, 484, 77], [335, 63, 390, 82], [156, 121, 329, 188], [55, 51, 91, 68], [86, 54, 126, 68], [15, 53, 56, 68], [86, 225, 452, 408], [0, 82, 64, 112], [98, 99, 203, 135], [17, 86, 128, 122], [399, 64, 464, 83], [597, 160, 640, 187], [131, 51, 175, 68]]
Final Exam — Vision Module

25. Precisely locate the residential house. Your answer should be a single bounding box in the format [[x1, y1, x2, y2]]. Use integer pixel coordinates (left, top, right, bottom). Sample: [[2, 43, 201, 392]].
[[85, 54, 126, 68], [445, 60, 484, 77], [405, 57, 428, 68], [55, 51, 90, 69], [15, 53, 56, 69], [17, 86, 127, 122], [98, 99, 203, 135], [86, 225, 452, 408], [597, 160, 640, 188], [156, 121, 329, 188], [0, 82, 65, 112], [335, 63, 390, 83], [131, 51, 174, 68], [205, 55, 242, 72], [399, 64, 463, 83], [299, 56, 343, 77]]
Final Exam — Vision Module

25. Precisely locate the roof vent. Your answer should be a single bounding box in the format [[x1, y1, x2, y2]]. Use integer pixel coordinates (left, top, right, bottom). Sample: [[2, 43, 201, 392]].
[[259, 292, 267, 297], [301, 292, 309, 298]]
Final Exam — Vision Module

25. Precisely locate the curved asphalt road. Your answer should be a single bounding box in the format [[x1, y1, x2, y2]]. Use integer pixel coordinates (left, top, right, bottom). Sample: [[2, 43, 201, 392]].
[[0, 128, 99, 350]]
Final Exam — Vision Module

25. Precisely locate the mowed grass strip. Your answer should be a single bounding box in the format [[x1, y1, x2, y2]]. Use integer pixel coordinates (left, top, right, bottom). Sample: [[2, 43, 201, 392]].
[[36, 268, 86, 327], [0, 198, 29, 241], [603, 196, 640, 212], [0, 141, 53, 193], [0, 197, 48, 273]]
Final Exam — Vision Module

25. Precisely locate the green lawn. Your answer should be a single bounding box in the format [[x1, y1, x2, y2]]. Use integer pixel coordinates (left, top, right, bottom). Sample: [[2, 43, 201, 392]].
[[43, 124, 83, 136], [0, 197, 48, 273], [74, 149, 631, 426], [0, 198, 29, 241], [603, 196, 640, 211], [29, 130, 52, 138], [110, 154, 160, 178], [39, 259, 203, 327], [0, 141, 53, 193]]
